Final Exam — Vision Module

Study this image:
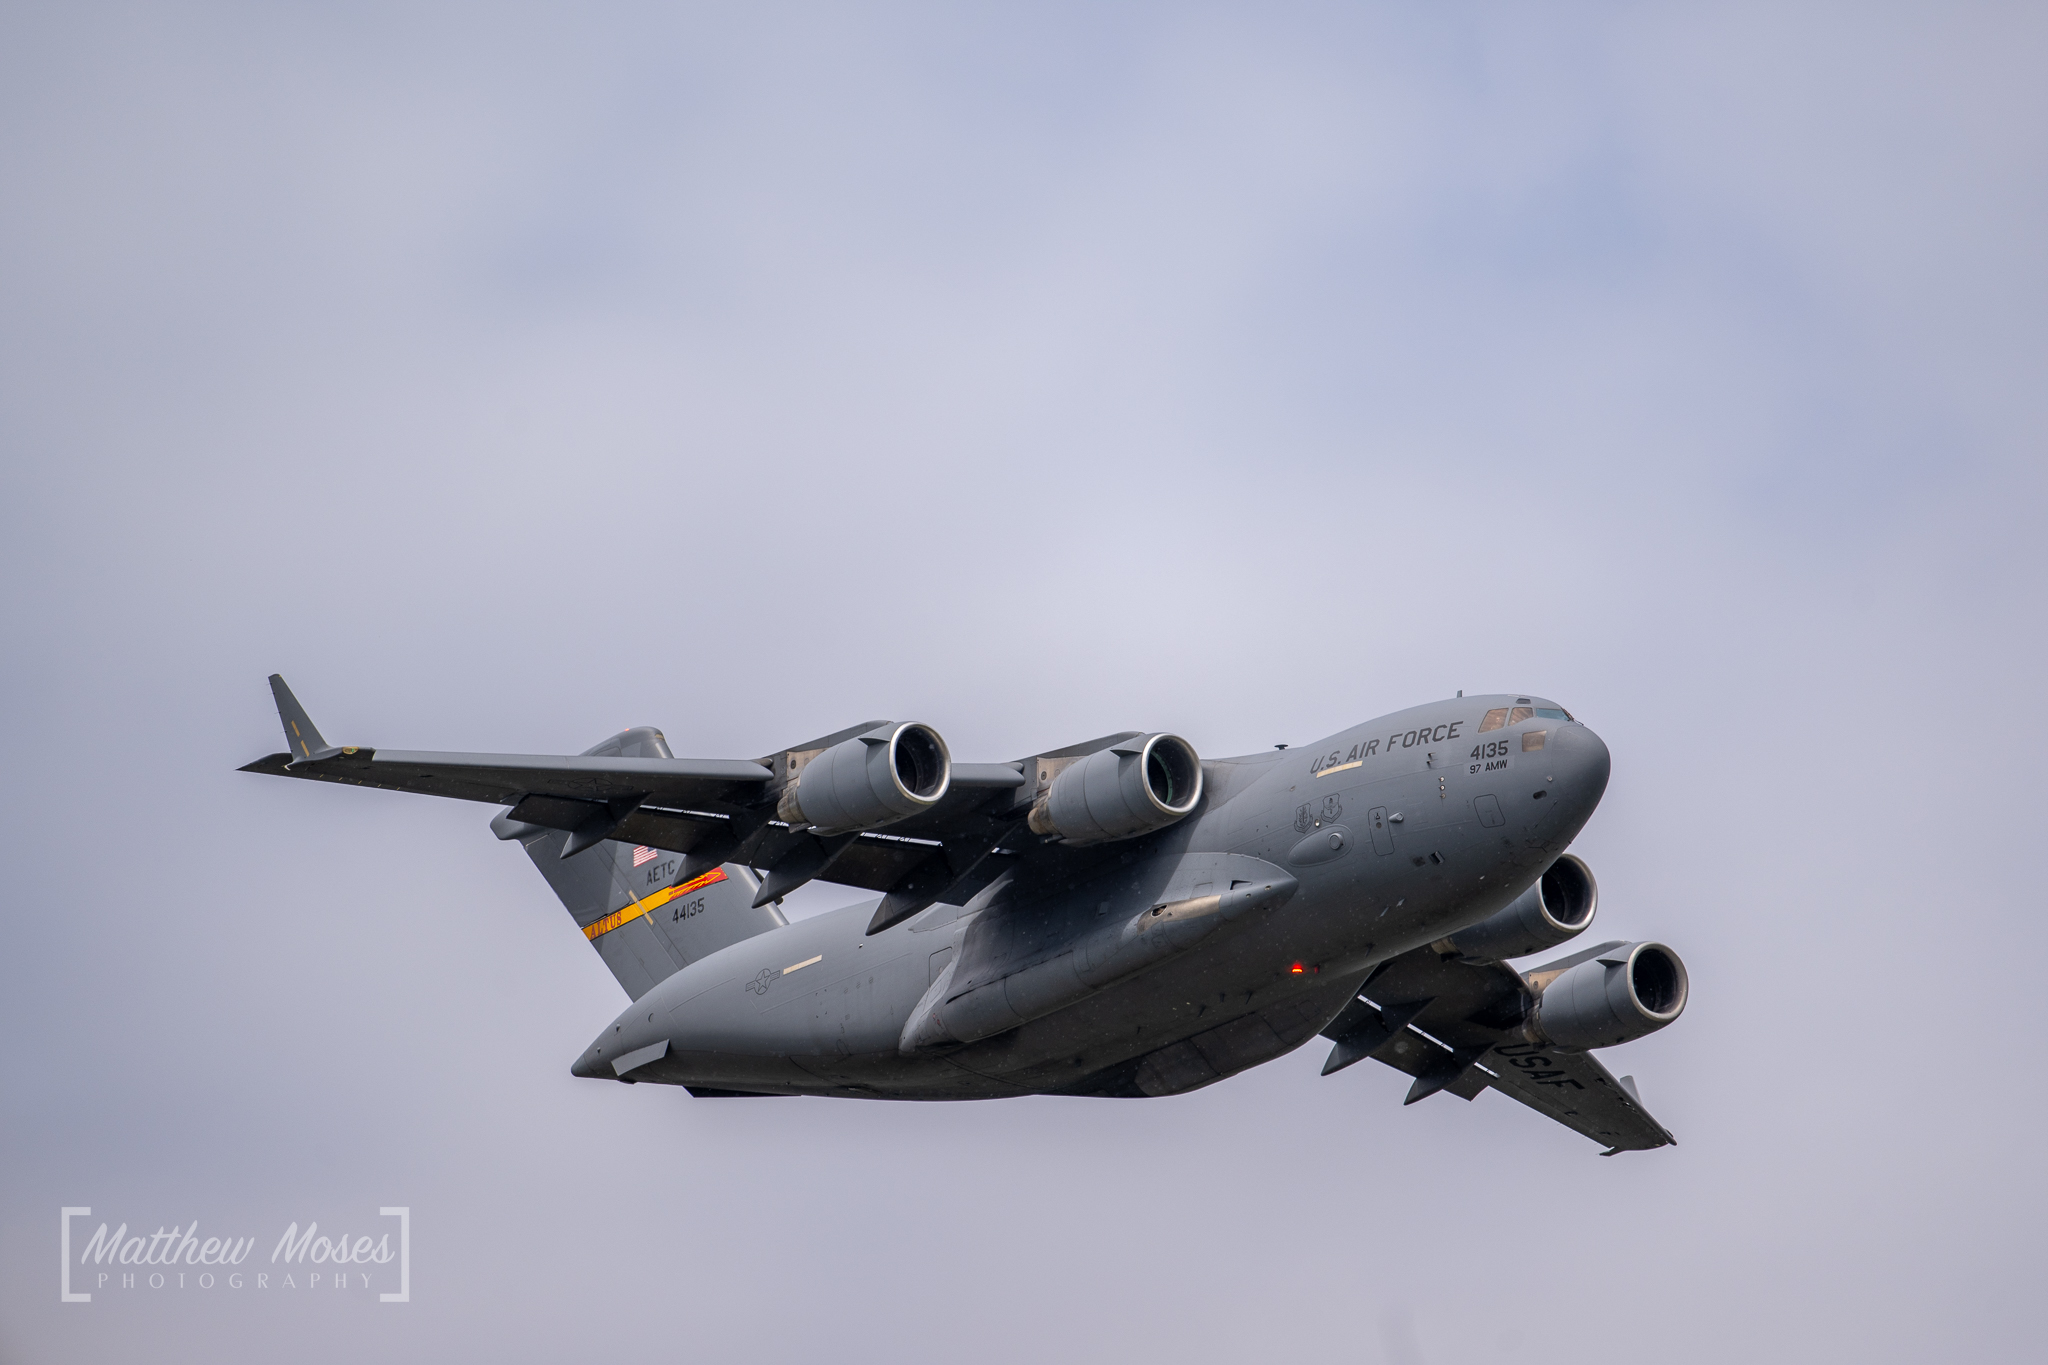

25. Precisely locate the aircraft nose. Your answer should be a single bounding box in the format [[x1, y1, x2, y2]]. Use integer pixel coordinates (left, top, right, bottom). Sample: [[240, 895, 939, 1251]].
[[1547, 723, 1611, 802]]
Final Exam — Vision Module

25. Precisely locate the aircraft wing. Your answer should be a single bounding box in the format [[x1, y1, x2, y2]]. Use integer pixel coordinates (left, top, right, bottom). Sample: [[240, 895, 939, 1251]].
[[1475, 1041, 1673, 1152], [240, 675, 1033, 920], [1319, 943, 1676, 1154], [238, 746, 774, 809]]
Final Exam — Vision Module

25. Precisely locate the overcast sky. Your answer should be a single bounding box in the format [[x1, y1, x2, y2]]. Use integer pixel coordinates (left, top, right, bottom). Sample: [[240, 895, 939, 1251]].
[[4, 4, 2044, 1362]]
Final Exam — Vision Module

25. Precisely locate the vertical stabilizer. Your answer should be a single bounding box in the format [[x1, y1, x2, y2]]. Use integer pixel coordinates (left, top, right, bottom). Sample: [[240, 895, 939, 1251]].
[[494, 726, 787, 999]]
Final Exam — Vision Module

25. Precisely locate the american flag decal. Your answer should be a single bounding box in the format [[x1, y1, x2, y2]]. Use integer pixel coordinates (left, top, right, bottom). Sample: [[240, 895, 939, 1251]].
[[632, 845, 658, 867]]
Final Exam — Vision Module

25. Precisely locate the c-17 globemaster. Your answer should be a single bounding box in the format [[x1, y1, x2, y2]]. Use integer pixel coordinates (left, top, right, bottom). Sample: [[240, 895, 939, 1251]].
[[243, 677, 1688, 1152]]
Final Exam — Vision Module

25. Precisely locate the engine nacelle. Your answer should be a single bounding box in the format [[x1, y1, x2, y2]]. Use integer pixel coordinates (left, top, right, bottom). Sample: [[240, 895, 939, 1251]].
[[1026, 733, 1202, 845], [1438, 854, 1598, 961], [1529, 940, 1688, 1050], [776, 722, 951, 834]]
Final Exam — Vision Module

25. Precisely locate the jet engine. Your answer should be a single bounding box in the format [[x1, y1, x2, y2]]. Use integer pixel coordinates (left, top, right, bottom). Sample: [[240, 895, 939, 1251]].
[[1528, 940, 1688, 1050], [1438, 854, 1598, 961], [776, 722, 951, 834], [1026, 733, 1203, 845]]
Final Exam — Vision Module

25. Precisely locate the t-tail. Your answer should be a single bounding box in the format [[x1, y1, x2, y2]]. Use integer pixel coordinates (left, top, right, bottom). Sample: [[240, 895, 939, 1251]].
[[486, 726, 787, 1000]]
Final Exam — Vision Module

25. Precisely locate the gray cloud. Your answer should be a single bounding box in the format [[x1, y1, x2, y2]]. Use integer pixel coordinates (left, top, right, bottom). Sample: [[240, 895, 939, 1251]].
[[3, 4, 2042, 1361]]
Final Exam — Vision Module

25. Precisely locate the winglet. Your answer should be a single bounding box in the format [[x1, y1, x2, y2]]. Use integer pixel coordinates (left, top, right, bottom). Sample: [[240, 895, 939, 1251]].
[[269, 674, 331, 761]]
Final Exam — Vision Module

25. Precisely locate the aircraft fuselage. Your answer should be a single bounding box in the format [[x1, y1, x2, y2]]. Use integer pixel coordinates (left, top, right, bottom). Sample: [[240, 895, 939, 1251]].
[[573, 694, 1611, 1100]]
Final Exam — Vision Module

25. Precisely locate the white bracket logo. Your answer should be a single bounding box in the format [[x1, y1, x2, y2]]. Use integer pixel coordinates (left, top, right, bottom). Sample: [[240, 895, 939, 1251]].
[[379, 1207, 410, 1303], [61, 1207, 90, 1302], [60, 1204, 411, 1303]]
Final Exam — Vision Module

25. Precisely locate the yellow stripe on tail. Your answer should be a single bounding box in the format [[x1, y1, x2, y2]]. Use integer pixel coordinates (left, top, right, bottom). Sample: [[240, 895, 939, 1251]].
[[584, 868, 731, 941]]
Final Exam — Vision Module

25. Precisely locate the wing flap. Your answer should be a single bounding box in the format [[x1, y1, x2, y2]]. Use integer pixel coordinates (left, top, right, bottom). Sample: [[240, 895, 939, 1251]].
[[821, 836, 943, 893], [361, 749, 773, 806]]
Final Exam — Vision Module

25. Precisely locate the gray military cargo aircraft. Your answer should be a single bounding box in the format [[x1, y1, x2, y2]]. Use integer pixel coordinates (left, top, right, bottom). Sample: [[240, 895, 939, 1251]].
[[243, 676, 1687, 1152]]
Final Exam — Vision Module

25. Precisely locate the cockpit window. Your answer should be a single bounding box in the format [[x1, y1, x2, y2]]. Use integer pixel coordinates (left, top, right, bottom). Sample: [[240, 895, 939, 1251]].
[[1481, 704, 1576, 732]]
